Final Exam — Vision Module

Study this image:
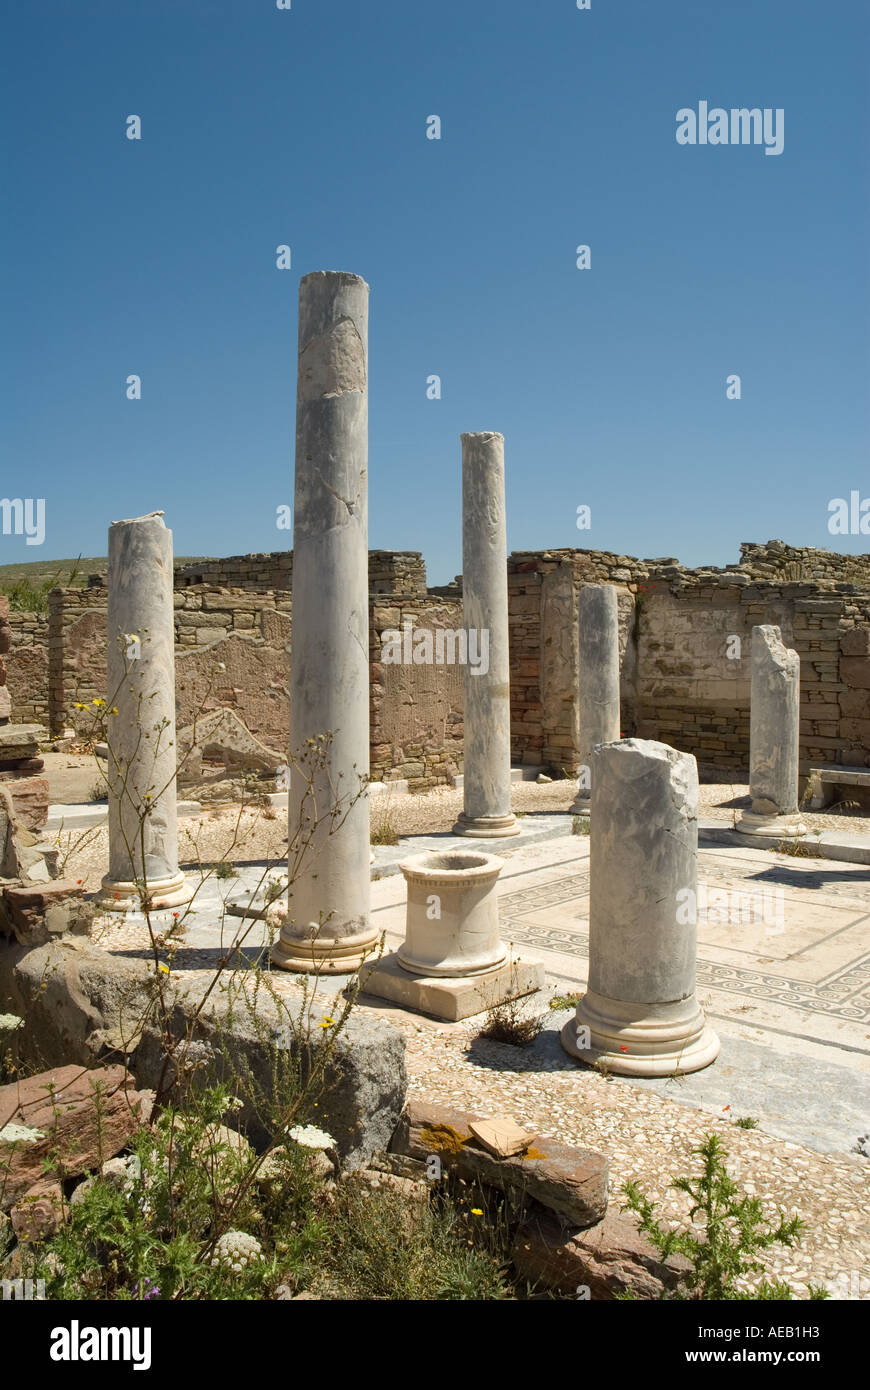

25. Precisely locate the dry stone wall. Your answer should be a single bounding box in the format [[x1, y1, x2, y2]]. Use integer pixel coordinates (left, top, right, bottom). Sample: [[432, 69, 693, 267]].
[[508, 546, 870, 777], [3, 542, 867, 784], [370, 596, 464, 789], [6, 610, 49, 726]]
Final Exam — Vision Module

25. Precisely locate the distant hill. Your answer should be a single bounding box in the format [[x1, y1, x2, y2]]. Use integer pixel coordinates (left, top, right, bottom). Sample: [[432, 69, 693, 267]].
[[0, 557, 214, 611]]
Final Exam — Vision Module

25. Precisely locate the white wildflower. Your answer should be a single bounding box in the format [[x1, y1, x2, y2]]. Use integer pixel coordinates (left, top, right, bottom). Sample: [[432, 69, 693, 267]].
[[210, 1230, 262, 1272], [0, 1122, 45, 1144], [287, 1124, 335, 1151]]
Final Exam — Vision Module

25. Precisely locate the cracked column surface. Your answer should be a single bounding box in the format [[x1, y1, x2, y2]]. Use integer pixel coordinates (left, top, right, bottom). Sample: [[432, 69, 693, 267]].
[[570, 583, 621, 813], [561, 738, 719, 1076], [452, 432, 519, 838], [98, 511, 191, 910], [737, 625, 806, 838], [273, 271, 377, 973]]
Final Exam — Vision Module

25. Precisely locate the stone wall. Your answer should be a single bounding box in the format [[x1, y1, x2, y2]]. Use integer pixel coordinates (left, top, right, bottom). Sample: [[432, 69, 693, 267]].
[[509, 552, 641, 769], [48, 585, 294, 751], [739, 539, 870, 585], [370, 596, 464, 789], [173, 549, 428, 597], [48, 588, 110, 736], [5, 611, 49, 726], [508, 547, 870, 777], [174, 553, 292, 590], [6, 541, 869, 783], [174, 587, 292, 753]]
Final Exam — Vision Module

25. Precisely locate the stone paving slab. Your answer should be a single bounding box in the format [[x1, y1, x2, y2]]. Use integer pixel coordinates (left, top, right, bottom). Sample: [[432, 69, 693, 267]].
[[91, 827, 870, 1157]]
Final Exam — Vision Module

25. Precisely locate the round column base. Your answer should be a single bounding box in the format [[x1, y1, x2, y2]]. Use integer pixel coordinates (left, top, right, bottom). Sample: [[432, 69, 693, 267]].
[[271, 925, 380, 975], [451, 812, 521, 839], [736, 810, 806, 839], [96, 871, 193, 912], [396, 944, 507, 978], [569, 796, 591, 816], [560, 988, 720, 1077]]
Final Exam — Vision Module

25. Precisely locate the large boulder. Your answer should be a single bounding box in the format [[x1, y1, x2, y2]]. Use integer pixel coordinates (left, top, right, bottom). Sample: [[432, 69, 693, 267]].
[[132, 979, 407, 1170], [1, 937, 407, 1172]]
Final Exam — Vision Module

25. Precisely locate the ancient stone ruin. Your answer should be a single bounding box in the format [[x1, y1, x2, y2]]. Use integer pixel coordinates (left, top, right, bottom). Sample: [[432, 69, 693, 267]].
[[1, 268, 867, 1308]]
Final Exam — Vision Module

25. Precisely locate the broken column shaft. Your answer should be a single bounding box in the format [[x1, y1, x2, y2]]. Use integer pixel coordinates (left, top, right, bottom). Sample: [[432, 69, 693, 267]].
[[452, 432, 519, 839], [99, 511, 190, 910], [571, 583, 621, 812], [561, 738, 719, 1076]]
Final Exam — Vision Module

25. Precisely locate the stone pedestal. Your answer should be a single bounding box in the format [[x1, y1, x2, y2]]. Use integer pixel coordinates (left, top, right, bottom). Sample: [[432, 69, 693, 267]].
[[97, 512, 190, 910], [359, 849, 543, 1021], [453, 432, 519, 839], [561, 739, 719, 1076], [273, 271, 378, 974], [737, 625, 806, 839], [397, 850, 506, 976], [570, 584, 621, 813]]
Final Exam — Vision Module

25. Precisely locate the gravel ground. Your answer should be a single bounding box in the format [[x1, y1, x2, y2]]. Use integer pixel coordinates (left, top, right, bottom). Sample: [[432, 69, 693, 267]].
[[54, 776, 870, 1298], [394, 1013, 869, 1299], [78, 941, 870, 1299]]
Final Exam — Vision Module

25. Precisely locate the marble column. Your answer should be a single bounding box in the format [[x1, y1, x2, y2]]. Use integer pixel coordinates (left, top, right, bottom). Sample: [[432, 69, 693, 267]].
[[570, 583, 621, 813], [452, 432, 519, 838], [561, 738, 719, 1076], [98, 512, 191, 910], [273, 271, 378, 973], [737, 625, 806, 838]]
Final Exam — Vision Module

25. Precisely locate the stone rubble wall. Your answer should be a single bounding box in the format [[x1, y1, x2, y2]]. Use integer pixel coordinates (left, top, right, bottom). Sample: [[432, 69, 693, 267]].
[[5, 609, 49, 726], [739, 539, 870, 584], [508, 546, 870, 776], [370, 596, 465, 790], [172, 549, 428, 597], [4, 542, 868, 783]]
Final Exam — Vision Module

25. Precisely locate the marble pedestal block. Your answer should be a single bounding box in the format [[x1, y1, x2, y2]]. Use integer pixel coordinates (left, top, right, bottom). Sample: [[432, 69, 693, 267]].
[[561, 739, 719, 1077], [359, 849, 543, 1021]]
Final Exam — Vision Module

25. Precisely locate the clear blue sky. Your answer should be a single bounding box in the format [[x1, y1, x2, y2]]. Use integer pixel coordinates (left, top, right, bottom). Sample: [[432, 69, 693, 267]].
[[2, 0, 867, 584]]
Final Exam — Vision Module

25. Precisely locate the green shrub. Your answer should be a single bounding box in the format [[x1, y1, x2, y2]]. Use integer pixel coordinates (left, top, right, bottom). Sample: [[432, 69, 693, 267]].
[[620, 1133, 828, 1300]]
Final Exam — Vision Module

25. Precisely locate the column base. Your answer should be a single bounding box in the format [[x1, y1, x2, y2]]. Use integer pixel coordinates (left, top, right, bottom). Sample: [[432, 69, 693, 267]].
[[569, 796, 591, 816], [451, 812, 521, 839], [271, 924, 380, 975], [358, 950, 544, 1022], [735, 810, 807, 839], [96, 870, 194, 912], [396, 942, 507, 978], [560, 988, 720, 1077]]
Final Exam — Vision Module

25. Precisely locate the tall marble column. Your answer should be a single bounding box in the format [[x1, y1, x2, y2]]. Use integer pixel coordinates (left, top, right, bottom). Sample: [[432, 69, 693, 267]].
[[561, 739, 719, 1076], [570, 583, 621, 813], [98, 512, 191, 910], [737, 625, 806, 838], [452, 432, 519, 838], [273, 271, 378, 973]]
